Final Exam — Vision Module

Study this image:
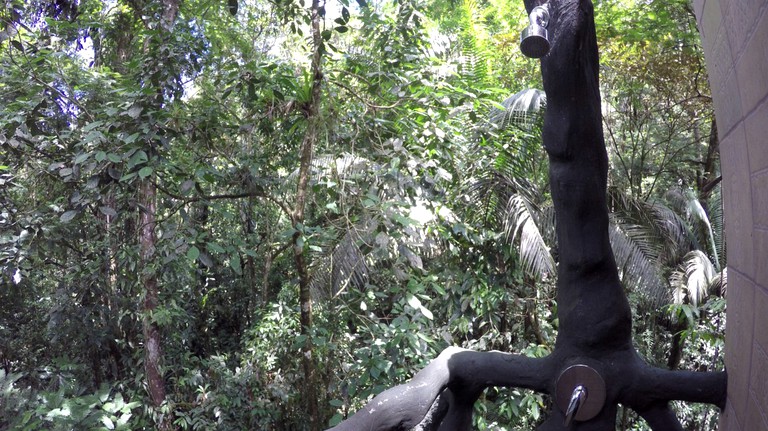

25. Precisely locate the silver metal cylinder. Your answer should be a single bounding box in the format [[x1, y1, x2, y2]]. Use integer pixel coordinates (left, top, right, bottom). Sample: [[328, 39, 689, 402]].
[[520, 5, 551, 58]]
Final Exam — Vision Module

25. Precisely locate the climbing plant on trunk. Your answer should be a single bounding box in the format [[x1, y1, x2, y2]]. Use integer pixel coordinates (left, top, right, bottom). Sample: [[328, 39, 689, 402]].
[[291, 0, 325, 426], [127, 0, 181, 427]]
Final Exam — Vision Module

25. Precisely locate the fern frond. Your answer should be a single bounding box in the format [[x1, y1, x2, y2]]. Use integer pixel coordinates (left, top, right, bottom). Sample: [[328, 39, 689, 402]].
[[456, 0, 491, 82]]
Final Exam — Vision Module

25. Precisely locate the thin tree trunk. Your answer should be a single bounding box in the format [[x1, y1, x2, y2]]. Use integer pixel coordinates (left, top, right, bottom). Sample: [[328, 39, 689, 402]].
[[262, 247, 273, 303], [139, 178, 167, 420], [291, 0, 324, 427], [132, 0, 179, 427], [698, 118, 721, 199], [243, 198, 257, 317]]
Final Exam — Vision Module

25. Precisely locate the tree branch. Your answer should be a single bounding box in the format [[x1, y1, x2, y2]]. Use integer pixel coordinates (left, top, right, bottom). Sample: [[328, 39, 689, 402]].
[[155, 181, 292, 217], [328, 347, 550, 431], [633, 366, 727, 409]]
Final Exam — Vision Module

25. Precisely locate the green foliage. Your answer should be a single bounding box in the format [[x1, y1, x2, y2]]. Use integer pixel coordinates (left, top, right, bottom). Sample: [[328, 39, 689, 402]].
[[1, 368, 143, 430], [0, 0, 724, 429]]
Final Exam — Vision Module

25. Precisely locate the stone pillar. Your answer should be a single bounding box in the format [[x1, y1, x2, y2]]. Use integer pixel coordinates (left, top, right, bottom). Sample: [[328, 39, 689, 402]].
[[693, 0, 768, 429]]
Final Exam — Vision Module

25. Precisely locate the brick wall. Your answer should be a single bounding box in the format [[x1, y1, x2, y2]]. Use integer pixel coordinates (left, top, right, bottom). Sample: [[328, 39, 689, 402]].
[[692, 0, 768, 429]]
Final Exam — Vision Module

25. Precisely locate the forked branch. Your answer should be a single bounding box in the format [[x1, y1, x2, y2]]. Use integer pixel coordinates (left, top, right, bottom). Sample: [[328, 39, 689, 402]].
[[327, 347, 550, 431]]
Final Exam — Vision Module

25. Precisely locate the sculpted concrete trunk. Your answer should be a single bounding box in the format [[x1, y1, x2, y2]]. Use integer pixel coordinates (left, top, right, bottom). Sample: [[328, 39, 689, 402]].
[[328, 1, 726, 429]]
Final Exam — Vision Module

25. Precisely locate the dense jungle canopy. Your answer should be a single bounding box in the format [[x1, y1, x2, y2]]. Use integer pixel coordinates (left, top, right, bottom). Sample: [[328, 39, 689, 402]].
[[0, 0, 725, 429]]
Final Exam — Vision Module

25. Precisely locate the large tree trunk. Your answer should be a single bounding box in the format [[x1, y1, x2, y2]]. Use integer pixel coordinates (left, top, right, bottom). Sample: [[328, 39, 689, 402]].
[[536, 0, 632, 354], [327, 1, 726, 430]]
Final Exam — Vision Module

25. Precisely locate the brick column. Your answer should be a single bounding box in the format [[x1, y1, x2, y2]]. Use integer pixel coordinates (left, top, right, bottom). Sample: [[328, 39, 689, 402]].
[[693, 0, 768, 429]]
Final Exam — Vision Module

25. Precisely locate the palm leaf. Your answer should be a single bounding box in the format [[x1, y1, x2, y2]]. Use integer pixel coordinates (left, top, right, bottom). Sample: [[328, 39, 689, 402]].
[[304, 152, 453, 300], [664, 187, 721, 270], [669, 250, 717, 307], [287, 152, 376, 186], [710, 267, 727, 298], [706, 186, 726, 269], [466, 172, 539, 226], [466, 171, 554, 281], [608, 186, 694, 265], [488, 89, 546, 131], [503, 194, 555, 280], [308, 219, 374, 300], [608, 215, 669, 305]]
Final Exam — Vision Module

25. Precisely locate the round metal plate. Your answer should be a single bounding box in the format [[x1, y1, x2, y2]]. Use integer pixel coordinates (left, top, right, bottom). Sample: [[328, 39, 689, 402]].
[[555, 364, 606, 422]]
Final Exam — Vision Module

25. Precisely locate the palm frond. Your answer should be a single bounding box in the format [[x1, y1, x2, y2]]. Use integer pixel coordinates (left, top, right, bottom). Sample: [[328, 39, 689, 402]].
[[707, 185, 726, 269], [306, 164, 452, 301], [608, 216, 669, 305], [665, 187, 721, 270], [504, 194, 555, 280], [669, 250, 717, 307], [309, 218, 376, 301], [463, 169, 554, 281], [710, 267, 727, 298], [466, 172, 540, 226], [488, 89, 546, 131], [608, 187, 694, 265], [536, 205, 557, 252], [287, 152, 377, 186]]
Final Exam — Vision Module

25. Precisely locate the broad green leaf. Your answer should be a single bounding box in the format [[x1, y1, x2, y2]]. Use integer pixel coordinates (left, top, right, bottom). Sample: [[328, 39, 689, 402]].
[[407, 294, 421, 310], [60, 210, 78, 223], [123, 132, 141, 144], [126, 105, 142, 119], [207, 242, 225, 253], [128, 150, 148, 169], [82, 120, 104, 132], [341, 6, 350, 23], [199, 253, 214, 268], [187, 246, 200, 261], [74, 152, 90, 165], [101, 415, 115, 430], [119, 172, 137, 182], [230, 253, 242, 274], [99, 206, 117, 217], [138, 166, 153, 179], [419, 305, 433, 320]]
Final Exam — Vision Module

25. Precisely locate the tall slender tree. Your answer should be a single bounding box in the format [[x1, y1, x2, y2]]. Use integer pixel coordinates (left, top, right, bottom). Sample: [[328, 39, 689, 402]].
[[131, 0, 180, 426], [292, 0, 325, 426]]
